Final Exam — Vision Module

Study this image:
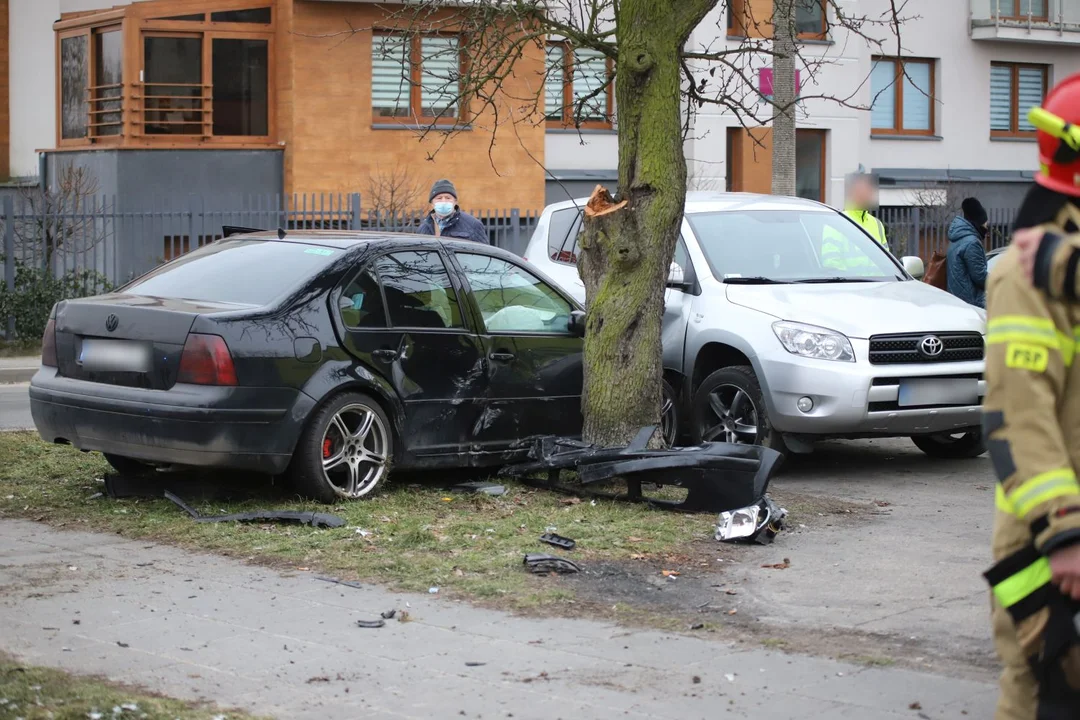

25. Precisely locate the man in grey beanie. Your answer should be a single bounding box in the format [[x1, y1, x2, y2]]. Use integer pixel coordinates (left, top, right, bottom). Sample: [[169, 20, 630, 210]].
[[418, 179, 489, 244]]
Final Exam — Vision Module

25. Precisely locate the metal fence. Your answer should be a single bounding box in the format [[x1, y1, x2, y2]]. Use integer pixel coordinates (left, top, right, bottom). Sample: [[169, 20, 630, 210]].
[[878, 205, 1016, 261], [1, 192, 539, 338]]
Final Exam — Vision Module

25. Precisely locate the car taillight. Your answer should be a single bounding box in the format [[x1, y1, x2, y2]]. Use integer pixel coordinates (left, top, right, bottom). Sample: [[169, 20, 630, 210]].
[[41, 318, 58, 367], [177, 334, 237, 386]]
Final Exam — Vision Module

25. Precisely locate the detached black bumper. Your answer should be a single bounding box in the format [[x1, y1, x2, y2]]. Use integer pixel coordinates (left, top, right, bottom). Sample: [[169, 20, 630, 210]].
[[29, 367, 313, 475]]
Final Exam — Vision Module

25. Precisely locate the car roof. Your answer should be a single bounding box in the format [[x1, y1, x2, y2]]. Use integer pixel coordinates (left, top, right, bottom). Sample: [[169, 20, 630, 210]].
[[542, 191, 835, 215], [231, 229, 515, 256]]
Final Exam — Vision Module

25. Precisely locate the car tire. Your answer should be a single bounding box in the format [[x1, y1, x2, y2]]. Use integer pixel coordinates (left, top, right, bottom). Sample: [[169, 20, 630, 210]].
[[289, 392, 394, 504], [911, 431, 986, 459], [103, 454, 154, 476], [690, 366, 787, 453], [661, 378, 679, 448]]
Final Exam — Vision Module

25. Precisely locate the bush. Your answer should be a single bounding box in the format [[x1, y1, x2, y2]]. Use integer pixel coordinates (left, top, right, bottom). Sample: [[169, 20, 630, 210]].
[[0, 257, 112, 341]]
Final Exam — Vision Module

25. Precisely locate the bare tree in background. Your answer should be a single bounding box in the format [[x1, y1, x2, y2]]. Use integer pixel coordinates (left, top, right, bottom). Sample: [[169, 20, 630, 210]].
[[15, 165, 108, 268], [317, 0, 911, 446], [365, 165, 425, 219]]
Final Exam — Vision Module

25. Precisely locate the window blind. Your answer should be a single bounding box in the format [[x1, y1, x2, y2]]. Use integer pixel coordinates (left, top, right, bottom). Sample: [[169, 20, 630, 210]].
[[990, 65, 1012, 131], [420, 36, 460, 117], [545, 45, 565, 119], [902, 62, 931, 131], [372, 35, 410, 117], [1017, 67, 1045, 132], [572, 48, 607, 120], [870, 60, 895, 129]]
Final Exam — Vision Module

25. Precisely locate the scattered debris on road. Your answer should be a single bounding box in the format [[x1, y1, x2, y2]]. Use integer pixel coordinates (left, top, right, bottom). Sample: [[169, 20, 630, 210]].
[[315, 576, 364, 590], [380, 610, 396, 620], [524, 553, 581, 574], [693, 675, 702, 684], [164, 491, 345, 529], [538, 533, 576, 550], [501, 425, 782, 513], [716, 495, 787, 544], [451, 481, 507, 496], [661, 570, 681, 578], [465, 662, 486, 667], [355, 619, 386, 629], [762, 559, 791, 570]]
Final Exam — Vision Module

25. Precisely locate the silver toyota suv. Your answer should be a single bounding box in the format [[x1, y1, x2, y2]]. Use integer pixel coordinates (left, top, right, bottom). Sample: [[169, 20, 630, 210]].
[[524, 192, 988, 459]]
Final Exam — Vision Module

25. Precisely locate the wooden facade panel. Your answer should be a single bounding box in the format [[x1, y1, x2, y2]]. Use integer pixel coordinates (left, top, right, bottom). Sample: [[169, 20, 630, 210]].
[[728, 127, 773, 195], [290, 1, 547, 211]]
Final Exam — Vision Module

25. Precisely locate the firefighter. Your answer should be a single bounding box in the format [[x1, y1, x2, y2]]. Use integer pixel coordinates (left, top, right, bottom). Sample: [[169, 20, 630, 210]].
[[983, 72, 1080, 720]]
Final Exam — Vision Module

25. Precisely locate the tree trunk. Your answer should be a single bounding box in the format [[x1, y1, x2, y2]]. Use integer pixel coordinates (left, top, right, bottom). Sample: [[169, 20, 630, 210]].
[[577, 0, 689, 447], [771, 0, 797, 197]]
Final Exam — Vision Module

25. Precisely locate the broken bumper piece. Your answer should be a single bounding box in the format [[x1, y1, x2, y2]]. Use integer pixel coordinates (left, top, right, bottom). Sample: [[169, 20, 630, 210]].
[[501, 426, 782, 514], [164, 491, 346, 529], [716, 495, 787, 544]]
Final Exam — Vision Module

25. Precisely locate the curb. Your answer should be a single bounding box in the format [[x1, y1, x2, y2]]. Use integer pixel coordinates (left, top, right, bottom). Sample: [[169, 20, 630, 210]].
[[0, 367, 36, 384]]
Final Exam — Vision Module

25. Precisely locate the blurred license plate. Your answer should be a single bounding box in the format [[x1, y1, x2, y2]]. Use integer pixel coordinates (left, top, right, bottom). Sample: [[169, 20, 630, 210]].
[[79, 339, 152, 373], [898, 378, 978, 407]]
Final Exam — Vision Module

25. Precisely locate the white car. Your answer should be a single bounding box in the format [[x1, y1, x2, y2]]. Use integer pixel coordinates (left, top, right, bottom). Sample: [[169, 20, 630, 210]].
[[524, 192, 989, 459]]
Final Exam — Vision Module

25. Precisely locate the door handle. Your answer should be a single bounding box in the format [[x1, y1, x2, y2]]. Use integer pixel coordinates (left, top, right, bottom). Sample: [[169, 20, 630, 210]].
[[489, 351, 515, 362], [372, 348, 399, 362]]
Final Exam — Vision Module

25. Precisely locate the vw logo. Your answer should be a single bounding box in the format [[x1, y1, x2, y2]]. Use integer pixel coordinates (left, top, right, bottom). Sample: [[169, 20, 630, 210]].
[[105, 314, 119, 332], [919, 335, 944, 358]]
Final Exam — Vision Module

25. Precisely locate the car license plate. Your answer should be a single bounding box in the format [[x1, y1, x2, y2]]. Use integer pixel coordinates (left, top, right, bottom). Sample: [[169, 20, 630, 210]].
[[897, 378, 979, 407], [79, 339, 152, 373]]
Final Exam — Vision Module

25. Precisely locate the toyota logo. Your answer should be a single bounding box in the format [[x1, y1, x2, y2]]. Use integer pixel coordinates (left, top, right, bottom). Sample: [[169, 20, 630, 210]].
[[919, 335, 944, 358], [105, 314, 119, 332]]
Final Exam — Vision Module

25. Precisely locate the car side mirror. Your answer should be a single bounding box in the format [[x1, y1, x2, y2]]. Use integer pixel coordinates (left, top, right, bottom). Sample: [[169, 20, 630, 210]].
[[569, 310, 586, 338], [902, 256, 925, 280], [666, 263, 691, 291]]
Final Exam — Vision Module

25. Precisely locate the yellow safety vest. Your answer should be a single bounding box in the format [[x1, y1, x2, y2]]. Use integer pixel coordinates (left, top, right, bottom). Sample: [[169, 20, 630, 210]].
[[844, 209, 888, 247]]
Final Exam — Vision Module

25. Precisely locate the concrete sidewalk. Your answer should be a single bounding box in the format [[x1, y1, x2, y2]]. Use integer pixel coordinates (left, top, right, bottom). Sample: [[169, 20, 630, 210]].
[[0, 356, 37, 384], [0, 519, 996, 720]]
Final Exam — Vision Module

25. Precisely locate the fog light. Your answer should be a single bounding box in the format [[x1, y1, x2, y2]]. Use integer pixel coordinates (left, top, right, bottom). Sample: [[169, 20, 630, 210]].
[[797, 396, 814, 413]]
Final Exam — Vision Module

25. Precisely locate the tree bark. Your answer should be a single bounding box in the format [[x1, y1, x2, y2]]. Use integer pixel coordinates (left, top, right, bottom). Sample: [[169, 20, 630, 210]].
[[577, 0, 690, 447], [771, 0, 797, 197]]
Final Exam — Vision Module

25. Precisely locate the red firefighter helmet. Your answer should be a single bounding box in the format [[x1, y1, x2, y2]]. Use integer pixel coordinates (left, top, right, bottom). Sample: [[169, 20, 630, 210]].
[[1033, 72, 1080, 197]]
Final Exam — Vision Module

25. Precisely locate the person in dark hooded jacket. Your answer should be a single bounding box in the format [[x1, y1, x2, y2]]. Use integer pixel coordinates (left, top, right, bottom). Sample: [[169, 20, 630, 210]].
[[417, 179, 489, 244], [946, 197, 990, 308]]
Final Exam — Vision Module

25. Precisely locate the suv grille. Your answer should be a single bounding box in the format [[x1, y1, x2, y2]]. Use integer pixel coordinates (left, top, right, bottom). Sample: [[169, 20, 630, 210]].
[[868, 332, 984, 365]]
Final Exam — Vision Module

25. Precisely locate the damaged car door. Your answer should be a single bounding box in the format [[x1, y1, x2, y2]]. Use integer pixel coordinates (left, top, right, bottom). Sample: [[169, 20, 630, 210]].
[[452, 252, 583, 444], [337, 249, 488, 457]]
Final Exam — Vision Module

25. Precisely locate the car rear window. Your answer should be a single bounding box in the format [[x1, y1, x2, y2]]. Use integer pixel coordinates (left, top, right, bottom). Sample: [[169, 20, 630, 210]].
[[123, 239, 341, 306]]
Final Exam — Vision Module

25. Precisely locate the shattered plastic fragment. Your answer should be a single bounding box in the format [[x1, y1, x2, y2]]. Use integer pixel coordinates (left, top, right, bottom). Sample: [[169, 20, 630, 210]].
[[716, 495, 787, 544], [524, 553, 581, 574], [429, 587, 440, 594]]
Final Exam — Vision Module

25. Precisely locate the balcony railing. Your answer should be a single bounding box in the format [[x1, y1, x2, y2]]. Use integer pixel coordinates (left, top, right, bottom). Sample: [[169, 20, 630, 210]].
[[88, 84, 124, 138], [135, 83, 213, 137], [971, 0, 1080, 43]]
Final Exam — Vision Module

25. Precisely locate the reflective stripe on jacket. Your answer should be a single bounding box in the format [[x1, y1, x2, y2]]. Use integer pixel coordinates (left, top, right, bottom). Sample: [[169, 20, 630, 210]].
[[844, 209, 888, 247]]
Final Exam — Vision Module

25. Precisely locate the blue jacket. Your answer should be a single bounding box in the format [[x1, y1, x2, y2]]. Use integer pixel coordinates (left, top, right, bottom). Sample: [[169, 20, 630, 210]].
[[945, 216, 987, 309], [418, 209, 489, 244]]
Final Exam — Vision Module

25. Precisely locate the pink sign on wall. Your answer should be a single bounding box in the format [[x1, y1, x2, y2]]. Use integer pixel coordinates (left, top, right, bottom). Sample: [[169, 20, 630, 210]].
[[759, 68, 802, 98]]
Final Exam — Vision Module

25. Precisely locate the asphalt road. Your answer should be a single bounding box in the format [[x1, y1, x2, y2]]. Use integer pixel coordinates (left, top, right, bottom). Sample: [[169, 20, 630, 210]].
[[0, 383, 32, 430]]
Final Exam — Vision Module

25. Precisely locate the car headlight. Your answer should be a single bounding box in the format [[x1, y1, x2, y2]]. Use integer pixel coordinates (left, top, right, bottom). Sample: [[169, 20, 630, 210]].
[[772, 321, 855, 362]]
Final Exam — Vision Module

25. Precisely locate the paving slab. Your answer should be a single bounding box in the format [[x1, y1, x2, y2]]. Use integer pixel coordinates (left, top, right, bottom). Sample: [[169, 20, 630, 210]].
[[0, 518, 999, 719]]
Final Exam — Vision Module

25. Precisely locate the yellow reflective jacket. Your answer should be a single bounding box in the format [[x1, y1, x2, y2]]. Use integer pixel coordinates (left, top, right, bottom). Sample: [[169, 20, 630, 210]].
[[844, 208, 888, 247], [983, 204, 1080, 653]]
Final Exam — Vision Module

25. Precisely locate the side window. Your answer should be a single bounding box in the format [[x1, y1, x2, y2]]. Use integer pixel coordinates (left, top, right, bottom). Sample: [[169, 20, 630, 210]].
[[546, 208, 583, 265], [339, 270, 387, 328], [669, 237, 691, 285], [456, 253, 573, 333], [375, 251, 465, 329]]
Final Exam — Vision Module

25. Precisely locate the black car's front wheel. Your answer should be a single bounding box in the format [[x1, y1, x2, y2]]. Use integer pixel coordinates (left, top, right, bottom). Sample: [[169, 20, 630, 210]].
[[290, 392, 393, 503], [690, 366, 787, 453]]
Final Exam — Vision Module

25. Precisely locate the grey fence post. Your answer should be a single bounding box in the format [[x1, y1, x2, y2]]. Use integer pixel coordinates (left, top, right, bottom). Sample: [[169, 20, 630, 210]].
[[911, 206, 922, 259], [510, 208, 521, 254], [349, 193, 362, 230], [4, 196, 15, 339]]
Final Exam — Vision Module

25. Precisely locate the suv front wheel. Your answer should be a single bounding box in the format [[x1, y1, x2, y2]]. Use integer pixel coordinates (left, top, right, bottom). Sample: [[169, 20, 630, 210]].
[[690, 366, 787, 453], [911, 431, 986, 459]]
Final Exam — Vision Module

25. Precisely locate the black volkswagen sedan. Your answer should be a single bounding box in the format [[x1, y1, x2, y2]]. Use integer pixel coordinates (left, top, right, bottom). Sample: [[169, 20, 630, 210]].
[[29, 231, 595, 503]]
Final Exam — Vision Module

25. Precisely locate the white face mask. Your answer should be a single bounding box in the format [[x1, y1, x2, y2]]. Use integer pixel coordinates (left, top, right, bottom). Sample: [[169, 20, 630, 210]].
[[434, 201, 455, 217]]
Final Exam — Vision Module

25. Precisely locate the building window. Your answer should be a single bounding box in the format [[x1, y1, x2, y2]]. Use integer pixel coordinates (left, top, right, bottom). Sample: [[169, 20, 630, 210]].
[[1001, 0, 1048, 20], [795, 129, 826, 202], [796, 0, 827, 40], [991, 62, 1047, 138], [870, 57, 935, 136], [92, 29, 123, 137], [545, 43, 611, 128], [728, 0, 746, 36], [372, 34, 462, 123], [60, 34, 89, 140]]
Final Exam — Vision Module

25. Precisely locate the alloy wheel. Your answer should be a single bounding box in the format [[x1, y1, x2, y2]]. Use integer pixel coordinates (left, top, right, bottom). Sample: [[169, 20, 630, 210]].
[[320, 403, 390, 499], [660, 394, 676, 447], [701, 384, 759, 444]]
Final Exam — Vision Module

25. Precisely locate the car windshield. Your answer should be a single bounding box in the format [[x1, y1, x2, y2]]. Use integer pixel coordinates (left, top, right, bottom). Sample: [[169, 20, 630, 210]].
[[686, 209, 904, 283], [124, 239, 341, 306]]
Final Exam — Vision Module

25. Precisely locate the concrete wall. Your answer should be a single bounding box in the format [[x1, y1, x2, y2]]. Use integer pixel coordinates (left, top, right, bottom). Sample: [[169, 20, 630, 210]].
[[10, 0, 60, 178]]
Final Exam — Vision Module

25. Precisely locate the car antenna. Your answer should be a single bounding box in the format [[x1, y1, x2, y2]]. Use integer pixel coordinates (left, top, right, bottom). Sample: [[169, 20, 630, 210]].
[[277, 227, 287, 240]]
